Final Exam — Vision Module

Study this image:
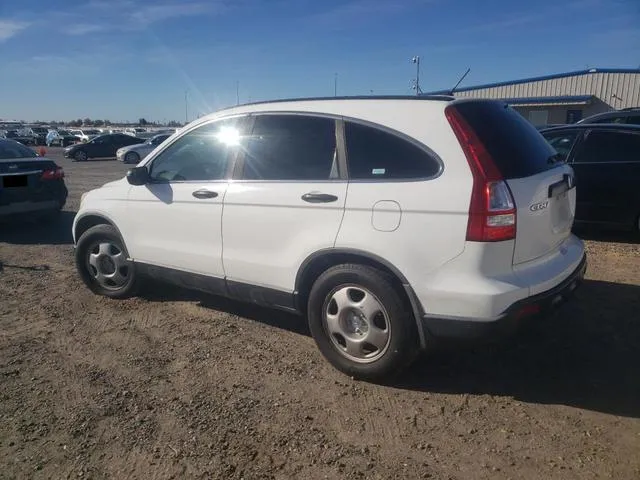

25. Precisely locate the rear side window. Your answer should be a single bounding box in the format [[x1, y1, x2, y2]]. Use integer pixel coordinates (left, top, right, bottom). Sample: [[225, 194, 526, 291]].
[[541, 130, 581, 161], [242, 115, 338, 181], [574, 130, 640, 164], [626, 115, 640, 126], [345, 122, 440, 180], [454, 101, 556, 178]]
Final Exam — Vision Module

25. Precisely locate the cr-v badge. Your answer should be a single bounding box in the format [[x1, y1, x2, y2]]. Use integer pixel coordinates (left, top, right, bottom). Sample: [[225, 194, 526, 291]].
[[530, 201, 549, 212]]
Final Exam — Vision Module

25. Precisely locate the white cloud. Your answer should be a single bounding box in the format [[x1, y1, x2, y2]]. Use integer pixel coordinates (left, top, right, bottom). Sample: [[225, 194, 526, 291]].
[[66, 24, 108, 35], [131, 2, 219, 26], [60, 0, 227, 35], [0, 20, 30, 42]]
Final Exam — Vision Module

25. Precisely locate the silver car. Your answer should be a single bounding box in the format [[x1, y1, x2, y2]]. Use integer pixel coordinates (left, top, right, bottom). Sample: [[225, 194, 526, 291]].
[[116, 134, 171, 164]]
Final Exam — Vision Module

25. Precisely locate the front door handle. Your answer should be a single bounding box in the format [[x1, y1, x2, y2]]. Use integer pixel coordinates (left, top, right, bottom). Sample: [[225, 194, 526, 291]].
[[301, 192, 338, 203], [192, 189, 218, 199]]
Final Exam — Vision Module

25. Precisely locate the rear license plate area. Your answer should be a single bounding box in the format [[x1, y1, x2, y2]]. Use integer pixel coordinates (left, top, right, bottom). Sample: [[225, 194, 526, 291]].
[[1, 175, 28, 188]]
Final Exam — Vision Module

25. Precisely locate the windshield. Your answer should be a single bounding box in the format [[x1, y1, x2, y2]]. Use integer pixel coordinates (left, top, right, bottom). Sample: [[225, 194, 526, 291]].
[[0, 139, 38, 159], [32, 127, 48, 133]]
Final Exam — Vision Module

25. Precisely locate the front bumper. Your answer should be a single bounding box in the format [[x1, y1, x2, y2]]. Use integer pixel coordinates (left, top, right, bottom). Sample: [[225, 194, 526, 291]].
[[422, 253, 587, 340]]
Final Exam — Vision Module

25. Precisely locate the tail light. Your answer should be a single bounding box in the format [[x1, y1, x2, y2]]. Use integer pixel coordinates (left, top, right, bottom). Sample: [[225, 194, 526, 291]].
[[445, 106, 516, 242], [41, 167, 64, 181]]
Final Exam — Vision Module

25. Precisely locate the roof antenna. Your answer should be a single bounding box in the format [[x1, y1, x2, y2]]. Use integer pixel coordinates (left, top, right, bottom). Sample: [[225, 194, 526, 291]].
[[449, 68, 470, 96]]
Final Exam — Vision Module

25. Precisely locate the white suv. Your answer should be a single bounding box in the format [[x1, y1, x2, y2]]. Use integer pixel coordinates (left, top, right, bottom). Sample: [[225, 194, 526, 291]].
[[73, 96, 586, 379]]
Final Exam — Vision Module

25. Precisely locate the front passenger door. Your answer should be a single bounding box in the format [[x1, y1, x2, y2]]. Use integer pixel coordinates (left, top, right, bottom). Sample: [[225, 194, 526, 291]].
[[123, 117, 244, 287]]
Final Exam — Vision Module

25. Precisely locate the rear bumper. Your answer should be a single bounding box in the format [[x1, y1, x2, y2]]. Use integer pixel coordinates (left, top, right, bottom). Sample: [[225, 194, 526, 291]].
[[422, 253, 587, 340], [0, 182, 68, 217], [0, 199, 62, 217]]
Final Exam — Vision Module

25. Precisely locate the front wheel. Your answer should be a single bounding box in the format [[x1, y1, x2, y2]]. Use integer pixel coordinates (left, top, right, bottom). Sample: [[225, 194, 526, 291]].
[[124, 152, 140, 164], [74, 150, 88, 162], [75, 224, 138, 298], [307, 264, 419, 381]]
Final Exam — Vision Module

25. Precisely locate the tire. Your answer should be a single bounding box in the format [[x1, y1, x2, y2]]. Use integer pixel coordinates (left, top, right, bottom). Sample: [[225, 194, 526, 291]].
[[124, 152, 140, 164], [74, 150, 88, 162], [75, 224, 139, 299], [307, 264, 419, 381]]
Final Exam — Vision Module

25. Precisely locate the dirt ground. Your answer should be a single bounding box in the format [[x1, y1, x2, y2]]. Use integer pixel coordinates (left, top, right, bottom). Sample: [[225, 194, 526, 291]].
[[1, 148, 639, 479]]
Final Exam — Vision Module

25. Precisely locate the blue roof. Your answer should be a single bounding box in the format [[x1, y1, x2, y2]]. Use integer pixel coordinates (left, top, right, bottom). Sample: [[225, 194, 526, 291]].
[[503, 95, 594, 105], [427, 68, 640, 94]]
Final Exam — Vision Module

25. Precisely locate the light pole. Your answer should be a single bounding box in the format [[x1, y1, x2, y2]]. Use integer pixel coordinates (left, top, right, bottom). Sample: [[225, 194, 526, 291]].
[[334, 73, 338, 97], [411, 56, 422, 95], [184, 90, 188, 124], [236, 80, 240, 105]]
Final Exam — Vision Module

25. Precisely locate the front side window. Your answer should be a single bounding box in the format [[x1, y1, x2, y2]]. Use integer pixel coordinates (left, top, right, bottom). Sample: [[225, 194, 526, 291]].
[[242, 115, 337, 181], [149, 119, 241, 182], [345, 121, 440, 180], [574, 130, 640, 164]]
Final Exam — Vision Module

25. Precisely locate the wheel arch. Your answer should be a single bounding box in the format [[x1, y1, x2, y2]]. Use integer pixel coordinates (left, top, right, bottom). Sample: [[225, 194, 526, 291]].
[[73, 213, 123, 246], [294, 248, 428, 348]]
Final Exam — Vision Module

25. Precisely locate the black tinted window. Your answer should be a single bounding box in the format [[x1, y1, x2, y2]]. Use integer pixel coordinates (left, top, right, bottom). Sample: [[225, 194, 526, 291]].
[[345, 122, 439, 180], [243, 115, 337, 180], [0, 140, 37, 159], [454, 102, 556, 179], [626, 115, 640, 126], [542, 130, 580, 160], [149, 119, 240, 182], [574, 130, 640, 164]]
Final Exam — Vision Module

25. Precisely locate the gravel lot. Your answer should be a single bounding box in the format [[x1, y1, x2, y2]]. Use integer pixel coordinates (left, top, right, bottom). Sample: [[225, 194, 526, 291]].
[[1, 148, 639, 479]]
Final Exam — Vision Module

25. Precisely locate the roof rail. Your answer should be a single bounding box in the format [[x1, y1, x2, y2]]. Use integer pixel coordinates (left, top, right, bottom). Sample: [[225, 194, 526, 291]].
[[230, 94, 455, 109]]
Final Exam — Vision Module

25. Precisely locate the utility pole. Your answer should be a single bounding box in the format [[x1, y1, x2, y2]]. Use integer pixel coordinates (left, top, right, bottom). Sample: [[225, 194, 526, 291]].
[[236, 81, 240, 105], [334, 73, 338, 97], [184, 90, 188, 124], [411, 56, 422, 95]]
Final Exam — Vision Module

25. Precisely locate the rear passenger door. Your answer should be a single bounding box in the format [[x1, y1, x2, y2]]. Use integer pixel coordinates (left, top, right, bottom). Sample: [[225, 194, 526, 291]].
[[335, 120, 456, 283], [570, 129, 640, 226], [222, 114, 347, 298]]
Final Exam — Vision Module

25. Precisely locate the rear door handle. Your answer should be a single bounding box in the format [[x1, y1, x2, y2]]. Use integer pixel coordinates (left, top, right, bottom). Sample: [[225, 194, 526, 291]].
[[301, 192, 338, 203], [192, 189, 218, 199]]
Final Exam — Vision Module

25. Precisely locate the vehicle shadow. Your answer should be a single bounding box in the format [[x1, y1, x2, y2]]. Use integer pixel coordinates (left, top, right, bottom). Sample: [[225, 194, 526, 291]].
[[398, 279, 640, 418], [140, 278, 639, 417], [140, 282, 309, 336], [0, 210, 75, 245], [574, 226, 639, 244]]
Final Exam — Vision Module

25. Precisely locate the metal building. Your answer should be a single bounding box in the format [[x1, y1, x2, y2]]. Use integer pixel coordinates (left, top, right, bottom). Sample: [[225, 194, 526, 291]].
[[427, 68, 640, 125]]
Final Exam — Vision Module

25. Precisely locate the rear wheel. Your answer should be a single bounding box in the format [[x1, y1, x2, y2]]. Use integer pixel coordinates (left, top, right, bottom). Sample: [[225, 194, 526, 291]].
[[307, 264, 418, 380], [75, 224, 138, 298], [124, 152, 140, 164], [74, 150, 87, 162]]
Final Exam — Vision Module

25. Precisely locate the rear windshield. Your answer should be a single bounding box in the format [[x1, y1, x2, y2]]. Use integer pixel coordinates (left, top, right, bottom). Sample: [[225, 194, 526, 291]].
[[0, 140, 38, 159], [454, 101, 556, 179]]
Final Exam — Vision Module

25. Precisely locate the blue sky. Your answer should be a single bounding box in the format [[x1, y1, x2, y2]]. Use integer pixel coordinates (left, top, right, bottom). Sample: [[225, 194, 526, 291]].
[[1, 0, 639, 122]]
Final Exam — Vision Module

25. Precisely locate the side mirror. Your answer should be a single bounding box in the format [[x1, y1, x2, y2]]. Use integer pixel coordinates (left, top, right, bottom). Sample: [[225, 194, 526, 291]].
[[127, 166, 149, 185]]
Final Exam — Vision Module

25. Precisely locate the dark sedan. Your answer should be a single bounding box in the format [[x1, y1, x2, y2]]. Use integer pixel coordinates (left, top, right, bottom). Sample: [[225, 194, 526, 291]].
[[64, 133, 145, 162], [540, 124, 640, 233], [0, 139, 67, 219]]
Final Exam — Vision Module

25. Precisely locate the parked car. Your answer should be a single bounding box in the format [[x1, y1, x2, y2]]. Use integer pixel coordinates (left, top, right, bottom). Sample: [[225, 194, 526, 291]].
[[46, 129, 80, 147], [577, 108, 640, 125], [69, 129, 101, 142], [541, 123, 640, 232], [116, 134, 171, 164], [3, 130, 33, 145], [73, 96, 586, 379], [20, 126, 50, 146], [64, 133, 145, 161], [0, 139, 67, 219], [124, 127, 147, 136]]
